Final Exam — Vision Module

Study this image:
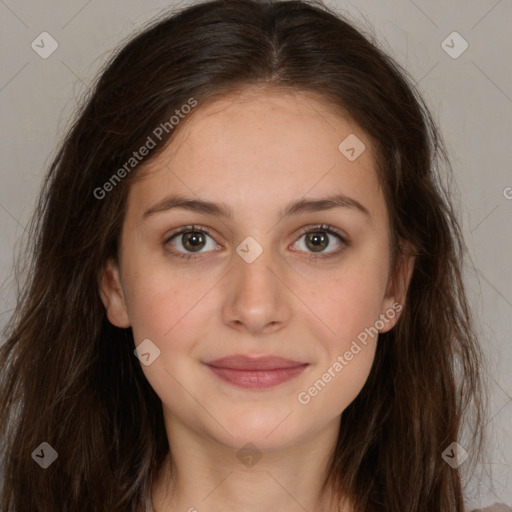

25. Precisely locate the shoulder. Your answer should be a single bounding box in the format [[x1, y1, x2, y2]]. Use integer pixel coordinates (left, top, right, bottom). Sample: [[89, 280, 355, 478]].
[[468, 504, 512, 512]]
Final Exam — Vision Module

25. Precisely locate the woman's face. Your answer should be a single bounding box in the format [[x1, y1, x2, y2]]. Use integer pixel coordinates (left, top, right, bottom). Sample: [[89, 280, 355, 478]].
[[100, 87, 412, 452]]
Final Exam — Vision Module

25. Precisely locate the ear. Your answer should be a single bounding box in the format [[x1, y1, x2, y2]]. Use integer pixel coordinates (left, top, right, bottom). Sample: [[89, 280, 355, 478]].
[[378, 241, 415, 333], [98, 257, 131, 328]]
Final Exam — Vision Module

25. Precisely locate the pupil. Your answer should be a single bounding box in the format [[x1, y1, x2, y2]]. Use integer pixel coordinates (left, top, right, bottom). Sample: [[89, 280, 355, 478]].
[[184, 232, 204, 251], [307, 232, 328, 252]]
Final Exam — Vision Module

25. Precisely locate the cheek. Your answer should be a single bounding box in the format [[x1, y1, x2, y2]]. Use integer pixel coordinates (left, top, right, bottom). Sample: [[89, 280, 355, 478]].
[[296, 276, 382, 414], [297, 343, 376, 417], [124, 267, 218, 400], [306, 261, 389, 342], [123, 261, 206, 341], [126, 273, 209, 416]]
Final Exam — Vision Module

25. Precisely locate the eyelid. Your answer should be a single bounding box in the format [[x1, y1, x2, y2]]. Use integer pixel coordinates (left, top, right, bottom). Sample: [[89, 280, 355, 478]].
[[291, 224, 348, 260], [163, 223, 348, 260], [296, 224, 347, 243], [163, 224, 219, 261]]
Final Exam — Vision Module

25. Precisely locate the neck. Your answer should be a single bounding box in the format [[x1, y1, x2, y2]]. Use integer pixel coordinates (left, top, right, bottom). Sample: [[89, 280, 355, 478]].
[[151, 417, 350, 512]]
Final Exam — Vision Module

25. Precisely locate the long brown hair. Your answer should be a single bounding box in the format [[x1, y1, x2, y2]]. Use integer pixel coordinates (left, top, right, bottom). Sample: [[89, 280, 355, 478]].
[[0, 1, 487, 510]]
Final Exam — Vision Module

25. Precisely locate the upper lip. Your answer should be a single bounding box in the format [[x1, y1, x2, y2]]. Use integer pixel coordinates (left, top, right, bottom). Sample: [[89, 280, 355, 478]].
[[204, 355, 308, 370]]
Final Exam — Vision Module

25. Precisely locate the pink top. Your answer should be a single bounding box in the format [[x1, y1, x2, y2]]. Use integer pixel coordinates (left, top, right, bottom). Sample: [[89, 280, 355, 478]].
[[145, 496, 511, 512]]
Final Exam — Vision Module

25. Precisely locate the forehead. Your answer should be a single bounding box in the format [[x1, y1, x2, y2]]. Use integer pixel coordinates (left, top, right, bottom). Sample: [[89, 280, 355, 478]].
[[126, 87, 385, 224]]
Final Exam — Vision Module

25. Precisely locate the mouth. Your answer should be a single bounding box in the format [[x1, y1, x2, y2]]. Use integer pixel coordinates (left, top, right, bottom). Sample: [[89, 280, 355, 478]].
[[203, 355, 309, 390]]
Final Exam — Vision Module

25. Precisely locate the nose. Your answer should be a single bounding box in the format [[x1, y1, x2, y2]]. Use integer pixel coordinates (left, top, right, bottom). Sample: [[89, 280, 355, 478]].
[[221, 243, 292, 336]]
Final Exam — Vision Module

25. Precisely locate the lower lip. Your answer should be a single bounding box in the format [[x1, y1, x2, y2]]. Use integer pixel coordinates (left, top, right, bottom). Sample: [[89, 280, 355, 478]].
[[205, 364, 308, 389]]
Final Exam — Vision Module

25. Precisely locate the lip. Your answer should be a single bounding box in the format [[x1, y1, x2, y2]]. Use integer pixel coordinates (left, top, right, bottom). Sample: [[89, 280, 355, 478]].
[[204, 355, 309, 390]]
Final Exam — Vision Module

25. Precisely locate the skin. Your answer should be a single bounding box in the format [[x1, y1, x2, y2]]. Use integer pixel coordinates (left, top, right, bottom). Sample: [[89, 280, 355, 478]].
[[99, 86, 414, 512]]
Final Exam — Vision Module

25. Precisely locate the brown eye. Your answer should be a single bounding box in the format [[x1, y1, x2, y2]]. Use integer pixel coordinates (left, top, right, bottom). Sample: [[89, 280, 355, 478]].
[[304, 232, 330, 252], [181, 231, 207, 252], [291, 224, 347, 258], [165, 225, 219, 259]]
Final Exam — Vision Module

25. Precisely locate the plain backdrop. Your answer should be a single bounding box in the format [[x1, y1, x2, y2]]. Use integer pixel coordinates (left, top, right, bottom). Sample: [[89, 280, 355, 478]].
[[0, 0, 511, 508]]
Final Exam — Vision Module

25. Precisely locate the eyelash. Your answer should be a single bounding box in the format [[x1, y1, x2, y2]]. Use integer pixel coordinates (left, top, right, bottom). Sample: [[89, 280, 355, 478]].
[[163, 224, 348, 262]]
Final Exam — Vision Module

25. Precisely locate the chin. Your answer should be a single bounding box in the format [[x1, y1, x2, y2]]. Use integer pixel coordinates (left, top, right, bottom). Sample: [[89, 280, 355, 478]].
[[211, 406, 306, 451]]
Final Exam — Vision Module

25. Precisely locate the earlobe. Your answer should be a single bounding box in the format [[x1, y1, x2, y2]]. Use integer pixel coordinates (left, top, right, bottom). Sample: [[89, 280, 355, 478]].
[[379, 243, 416, 333], [98, 258, 131, 328]]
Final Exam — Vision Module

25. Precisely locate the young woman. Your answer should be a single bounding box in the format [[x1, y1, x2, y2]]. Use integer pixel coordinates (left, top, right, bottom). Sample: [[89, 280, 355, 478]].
[[1, 0, 507, 511]]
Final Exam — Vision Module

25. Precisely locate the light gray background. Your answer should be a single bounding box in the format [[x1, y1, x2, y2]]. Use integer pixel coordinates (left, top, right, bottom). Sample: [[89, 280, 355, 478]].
[[0, 0, 510, 508]]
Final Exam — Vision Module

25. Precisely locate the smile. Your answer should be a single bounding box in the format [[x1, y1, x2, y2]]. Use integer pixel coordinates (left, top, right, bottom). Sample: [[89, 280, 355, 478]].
[[203, 355, 309, 390]]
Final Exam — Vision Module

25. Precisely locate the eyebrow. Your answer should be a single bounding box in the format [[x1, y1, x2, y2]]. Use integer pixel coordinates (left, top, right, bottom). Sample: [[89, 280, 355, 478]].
[[142, 193, 370, 220]]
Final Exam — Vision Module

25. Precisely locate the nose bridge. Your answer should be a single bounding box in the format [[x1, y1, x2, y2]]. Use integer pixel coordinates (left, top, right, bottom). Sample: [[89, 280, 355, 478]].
[[221, 235, 291, 334]]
